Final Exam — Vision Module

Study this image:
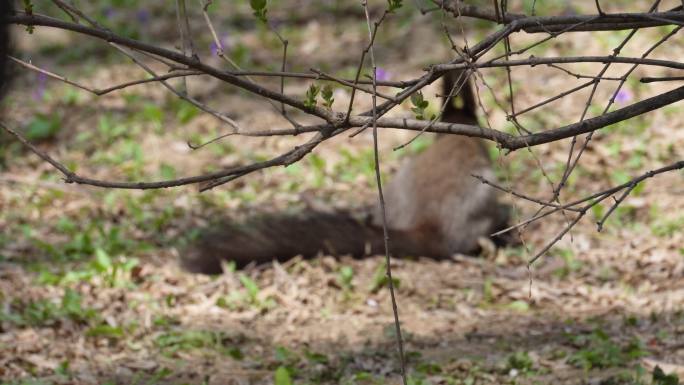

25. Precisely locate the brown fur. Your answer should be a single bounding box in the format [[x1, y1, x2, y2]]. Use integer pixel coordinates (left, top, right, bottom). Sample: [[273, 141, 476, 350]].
[[185, 70, 511, 274], [183, 211, 428, 273], [374, 70, 507, 256]]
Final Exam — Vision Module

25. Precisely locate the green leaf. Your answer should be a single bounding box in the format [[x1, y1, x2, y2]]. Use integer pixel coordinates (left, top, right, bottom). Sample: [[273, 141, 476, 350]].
[[305, 350, 328, 364], [653, 365, 679, 385], [304, 83, 320, 109], [86, 324, 124, 338], [632, 181, 645, 196], [410, 92, 429, 120], [159, 163, 177, 179], [23, 0, 34, 13], [507, 300, 530, 312], [610, 170, 631, 185], [239, 274, 260, 301], [25, 114, 61, 141], [370, 262, 400, 293], [142, 103, 164, 124], [250, 0, 268, 22], [176, 102, 200, 124], [60, 288, 82, 315], [56, 360, 71, 376], [250, 0, 267, 9], [591, 201, 604, 221], [338, 266, 354, 288], [225, 346, 244, 360], [274, 366, 293, 385], [275, 346, 294, 363], [308, 153, 326, 173], [410, 92, 423, 106], [322, 84, 334, 108], [387, 0, 403, 12], [23, 0, 34, 31], [92, 248, 112, 273]]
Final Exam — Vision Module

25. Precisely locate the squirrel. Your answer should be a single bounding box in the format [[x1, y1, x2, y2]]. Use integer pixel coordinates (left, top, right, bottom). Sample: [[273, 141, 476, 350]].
[[184, 70, 512, 274]]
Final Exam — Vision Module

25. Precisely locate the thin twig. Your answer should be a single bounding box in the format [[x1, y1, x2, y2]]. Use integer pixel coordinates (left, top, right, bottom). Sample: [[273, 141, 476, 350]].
[[641, 76, 684, 83], [9, 56, 203, 96], [110, 43, 241, 131], [362, 3, 407, 385]]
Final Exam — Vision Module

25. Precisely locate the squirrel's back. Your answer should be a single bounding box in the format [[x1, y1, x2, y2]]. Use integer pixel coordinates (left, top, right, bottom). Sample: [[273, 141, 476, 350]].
[[371, 69, 508, 256]]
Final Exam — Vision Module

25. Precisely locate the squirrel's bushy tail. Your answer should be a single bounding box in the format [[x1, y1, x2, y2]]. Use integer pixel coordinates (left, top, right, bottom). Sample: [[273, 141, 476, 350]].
[[183, 211, 425, 274]]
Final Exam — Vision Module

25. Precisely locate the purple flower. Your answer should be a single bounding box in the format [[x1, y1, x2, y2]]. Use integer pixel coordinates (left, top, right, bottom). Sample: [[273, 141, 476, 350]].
[[136, 9, 151, 24], [209, 41, 220, 56], [102, 7, 116, 20], [614, 88, 632, 104], [32, 72, 48, 101], [375, 67, 391, 82], [210, 33, 231, 56]]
